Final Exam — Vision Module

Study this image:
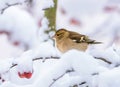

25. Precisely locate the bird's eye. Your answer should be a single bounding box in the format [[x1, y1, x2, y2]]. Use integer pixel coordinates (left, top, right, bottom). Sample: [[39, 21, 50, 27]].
[[57, 34, 60, 36], [56, 33, 64, 37]]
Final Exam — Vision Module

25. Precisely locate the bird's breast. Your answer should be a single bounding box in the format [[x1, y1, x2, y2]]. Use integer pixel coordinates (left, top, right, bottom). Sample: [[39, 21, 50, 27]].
[[56, 39, 88, 53]]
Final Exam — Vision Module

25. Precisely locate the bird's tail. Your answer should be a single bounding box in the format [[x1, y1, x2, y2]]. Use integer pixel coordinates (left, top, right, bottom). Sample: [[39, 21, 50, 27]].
[[90, 41, 102, 44], [86, 39, 102, 44]]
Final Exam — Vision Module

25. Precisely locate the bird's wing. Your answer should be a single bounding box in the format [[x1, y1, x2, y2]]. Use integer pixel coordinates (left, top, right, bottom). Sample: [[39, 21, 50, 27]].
[[69, 31, 83, 39], [69, 31, 101, 44], [69, 31, 87, 43]]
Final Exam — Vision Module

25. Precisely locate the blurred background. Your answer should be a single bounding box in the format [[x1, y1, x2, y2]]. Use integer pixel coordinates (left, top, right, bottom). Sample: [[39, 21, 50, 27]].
[[0, 0, 120, 59]]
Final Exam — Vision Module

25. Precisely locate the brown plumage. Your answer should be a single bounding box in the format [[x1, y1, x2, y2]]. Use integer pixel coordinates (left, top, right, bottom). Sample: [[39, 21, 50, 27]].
[[53, 28, 101, 53]]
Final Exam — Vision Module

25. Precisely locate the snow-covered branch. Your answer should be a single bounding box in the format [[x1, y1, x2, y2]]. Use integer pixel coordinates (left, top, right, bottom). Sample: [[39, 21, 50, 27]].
[[0, 0, 31, 14], [94, 57, 112, 64], [0, 3, 22, 14], [49, 68, 74, 87], [10, 56, 60, 69]]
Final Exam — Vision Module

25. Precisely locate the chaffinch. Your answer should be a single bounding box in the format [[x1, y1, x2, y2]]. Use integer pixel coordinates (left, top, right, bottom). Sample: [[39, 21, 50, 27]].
[[53, 28, 101, 53]]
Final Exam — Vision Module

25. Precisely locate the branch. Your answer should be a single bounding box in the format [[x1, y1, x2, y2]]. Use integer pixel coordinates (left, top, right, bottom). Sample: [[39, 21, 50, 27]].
[[79, 82, 86, 85], [70, 82, 87, 87], [49, 68, 74, 87], [33, 56, 60, 62], [49, 67, 95, 87], [0, 0, 31, 14], [10, 56, 60, 69], [94, 57, 112, 64], [0, 56, 59, 83], [44, 0, 57, 32], [69, 73, 98, 87], [0, 3, 22, 14], [9, 56, 98, 87]]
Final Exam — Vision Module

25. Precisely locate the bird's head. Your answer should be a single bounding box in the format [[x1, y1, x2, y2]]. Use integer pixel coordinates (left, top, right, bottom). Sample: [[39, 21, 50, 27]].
[[53, 28, 69, 41]]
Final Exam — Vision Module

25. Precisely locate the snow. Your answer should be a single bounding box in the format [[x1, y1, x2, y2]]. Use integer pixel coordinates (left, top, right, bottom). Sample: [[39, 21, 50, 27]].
[[98, 67, 120, 87], [15, 50, 33, 73], [38, 18, 50, 42], [32, 41, 58, 58], [0, 6, 40, 49], [30, 0, 54, 24], [25, 50, 108, 87], [89, 46, 120, 66], [0, 34, 23, 60], [0, 58, 13, 74], [59, 0, 108, 15], [0, 0, 120, 87], [63, 50, 108, 75]]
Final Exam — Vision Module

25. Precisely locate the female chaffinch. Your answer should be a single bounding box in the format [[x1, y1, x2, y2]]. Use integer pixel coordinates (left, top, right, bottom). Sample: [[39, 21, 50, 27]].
[[53, 28, 101, 53]]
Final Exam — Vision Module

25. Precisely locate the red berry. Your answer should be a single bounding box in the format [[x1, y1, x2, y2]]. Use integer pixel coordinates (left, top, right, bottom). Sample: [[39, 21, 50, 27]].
[[0, 31, 10, 36], [24, 72, 32, 79], [104, 6, 117, 12], [13, 41, 20, 46], [18, 72, 25, 78], [18, 71, 33, 79], [70, 18, 81, 26]]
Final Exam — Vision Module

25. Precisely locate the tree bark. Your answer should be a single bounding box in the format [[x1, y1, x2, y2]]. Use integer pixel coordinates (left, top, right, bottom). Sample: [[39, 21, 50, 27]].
[[44, 0, 57, 33]]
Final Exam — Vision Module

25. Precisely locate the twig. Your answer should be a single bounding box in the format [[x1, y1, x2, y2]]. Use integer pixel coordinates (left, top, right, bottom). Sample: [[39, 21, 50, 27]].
[[33, 56, 60, 61], [49, 68, 74, 87], [34, 56, 60, 62], [70, 82, 87, 87], [79, 81, 86, 85], [10, 56, 60, 69], [24, 0, 32, 3], [0, 0, 31, 14], [94, 57, 112, 64], [0, 3, 22, 14], [10, 64, 18, 68], [24, 0, 33, 7]]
